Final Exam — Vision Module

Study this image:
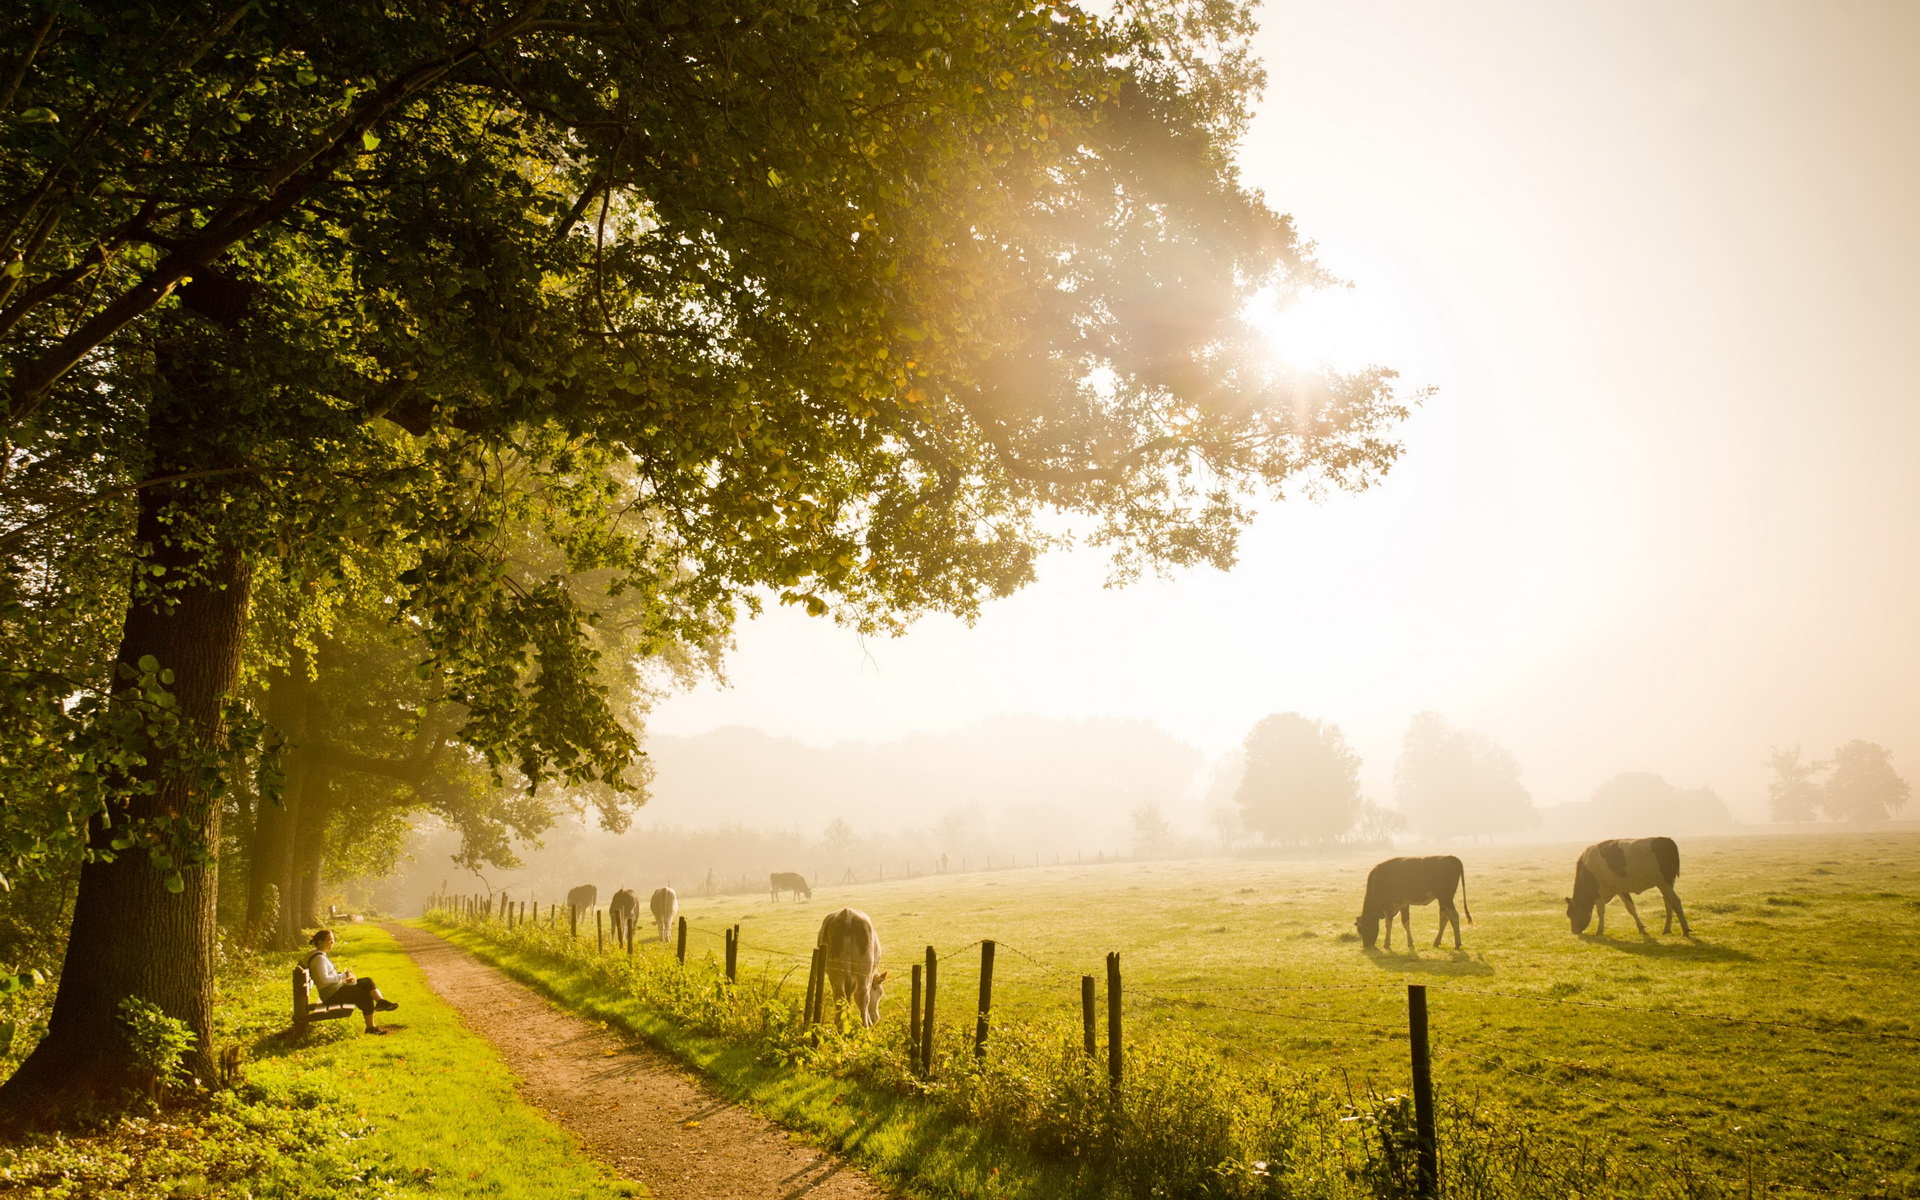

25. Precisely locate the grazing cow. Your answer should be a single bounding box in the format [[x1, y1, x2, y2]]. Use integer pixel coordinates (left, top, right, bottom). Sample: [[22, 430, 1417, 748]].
[[566, 883, 597, 919], [650, 886, 677, 943], [608, 889, 640, 943], [1566, 838, 1690, 936], [1356, 856, 1474, 951], [817, 907, 888, 1028], [769, 871, 812, 902]]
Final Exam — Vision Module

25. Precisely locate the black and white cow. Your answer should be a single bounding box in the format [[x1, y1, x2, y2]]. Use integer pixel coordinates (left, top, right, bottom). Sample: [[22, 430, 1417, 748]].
[[1566, 838, 1690, 936]]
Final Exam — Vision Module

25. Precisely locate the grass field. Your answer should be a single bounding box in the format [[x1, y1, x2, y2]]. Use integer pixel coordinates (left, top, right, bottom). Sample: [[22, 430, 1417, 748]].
[[638, 830, 1920, 1193], [0, 924, 637, 1199]]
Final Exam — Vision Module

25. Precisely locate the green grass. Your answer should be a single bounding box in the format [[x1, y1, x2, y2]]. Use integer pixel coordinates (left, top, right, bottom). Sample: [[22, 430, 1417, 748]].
[[499, 830, 1919, 1197], [0, 924, 639, 1199]]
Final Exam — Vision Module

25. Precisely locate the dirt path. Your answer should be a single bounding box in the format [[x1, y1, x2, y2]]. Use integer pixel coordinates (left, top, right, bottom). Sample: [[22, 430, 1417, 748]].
[[383, 923, 890, 1200]]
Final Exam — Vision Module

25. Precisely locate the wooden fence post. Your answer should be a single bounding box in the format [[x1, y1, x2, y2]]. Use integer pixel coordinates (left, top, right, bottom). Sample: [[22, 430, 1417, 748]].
[[569, 905, 578, 939], [805, 946, 825, 1025], [676, 915, 688, 964], [920, 945, 938, 1075], [1081, 975, 1097, 1057], [596, 909, 605, 953], [909, 963, 923, 1046], [974, 940, 996, 1060], [1408, 984, 1438, 1199], [725, 926, 738, 982], [1106, 951, 1122, 1092]]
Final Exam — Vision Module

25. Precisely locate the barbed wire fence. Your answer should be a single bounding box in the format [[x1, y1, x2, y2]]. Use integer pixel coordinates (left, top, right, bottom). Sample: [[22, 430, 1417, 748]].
[[421, 890, 1918, 1199]]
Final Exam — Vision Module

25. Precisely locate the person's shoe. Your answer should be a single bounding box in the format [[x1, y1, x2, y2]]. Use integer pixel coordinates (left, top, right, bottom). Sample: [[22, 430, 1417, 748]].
[[365, 1026, 389, 1035], [374, 999, 399, 1012]]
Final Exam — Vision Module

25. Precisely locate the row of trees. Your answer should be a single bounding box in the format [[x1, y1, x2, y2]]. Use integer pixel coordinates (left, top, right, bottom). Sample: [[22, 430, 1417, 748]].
[[1229, 712, 1911, 848], [0, 0, 1410, 1117], [1766, 742, 1910, 823], [1229, 710, 1535, 846]]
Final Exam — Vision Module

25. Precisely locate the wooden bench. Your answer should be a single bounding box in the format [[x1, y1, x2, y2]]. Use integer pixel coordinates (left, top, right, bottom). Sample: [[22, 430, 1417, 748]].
[[291, 966, 358, 1035]]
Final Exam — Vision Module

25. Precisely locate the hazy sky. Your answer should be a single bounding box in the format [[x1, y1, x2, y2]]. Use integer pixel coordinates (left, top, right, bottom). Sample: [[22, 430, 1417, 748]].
[[649, 2, 1920, 818]]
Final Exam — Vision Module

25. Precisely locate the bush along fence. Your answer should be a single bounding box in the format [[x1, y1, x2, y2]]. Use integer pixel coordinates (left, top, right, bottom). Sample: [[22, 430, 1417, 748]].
[[421, 894, 1915, 1200]]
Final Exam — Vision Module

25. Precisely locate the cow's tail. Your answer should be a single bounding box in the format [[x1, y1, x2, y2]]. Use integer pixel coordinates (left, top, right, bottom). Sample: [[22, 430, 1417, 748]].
[[1652, 837, 1681, 886], [1457, 857, 1475, 925]]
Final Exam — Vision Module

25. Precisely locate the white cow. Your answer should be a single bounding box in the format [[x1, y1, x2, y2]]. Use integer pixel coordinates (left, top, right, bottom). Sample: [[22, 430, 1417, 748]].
[[817, 907, 887, 1028], [650, 887, 677, 944]]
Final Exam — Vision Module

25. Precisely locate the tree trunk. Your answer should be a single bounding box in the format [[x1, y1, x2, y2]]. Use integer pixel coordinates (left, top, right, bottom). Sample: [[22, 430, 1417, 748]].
[[292, 777, 331, 930], [245, 658, 312, 951], [0, 476, 251, 1118]]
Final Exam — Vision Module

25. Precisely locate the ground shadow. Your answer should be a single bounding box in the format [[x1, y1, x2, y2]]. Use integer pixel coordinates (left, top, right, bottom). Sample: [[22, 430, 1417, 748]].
[[1575, 934, 1754, 963], [1362, 949, 1494, 977]]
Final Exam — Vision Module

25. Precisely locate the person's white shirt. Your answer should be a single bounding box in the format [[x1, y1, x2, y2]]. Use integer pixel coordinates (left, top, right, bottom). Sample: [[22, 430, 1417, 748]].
[[304, 949, 347, 999]]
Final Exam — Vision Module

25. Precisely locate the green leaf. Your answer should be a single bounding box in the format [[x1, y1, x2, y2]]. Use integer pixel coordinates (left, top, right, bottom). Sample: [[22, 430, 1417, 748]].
[[361, 130, 381, 151], [163, 872, 185, 894], [137, 655, 160, 674], [18, 107, 58, 125]]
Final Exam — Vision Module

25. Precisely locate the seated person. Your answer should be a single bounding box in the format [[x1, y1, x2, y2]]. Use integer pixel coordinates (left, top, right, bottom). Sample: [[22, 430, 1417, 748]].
[[303, 929, 399, 1034]]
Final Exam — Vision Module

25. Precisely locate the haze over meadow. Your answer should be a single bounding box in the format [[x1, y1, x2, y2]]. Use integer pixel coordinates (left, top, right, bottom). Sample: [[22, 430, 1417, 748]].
[[641, 1, 1920, 833]]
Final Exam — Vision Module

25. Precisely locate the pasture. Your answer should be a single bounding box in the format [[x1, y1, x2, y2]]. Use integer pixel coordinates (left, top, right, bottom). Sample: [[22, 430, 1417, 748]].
[[660, 831, 1920, 1190]]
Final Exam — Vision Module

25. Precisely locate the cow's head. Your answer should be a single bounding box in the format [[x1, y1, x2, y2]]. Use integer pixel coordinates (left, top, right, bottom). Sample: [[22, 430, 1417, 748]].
[[1566, 859, 1599, 933], [1565, 894, 1595, 934], [864, 970, 888, 1026], [1355, 914, 1381, 950]]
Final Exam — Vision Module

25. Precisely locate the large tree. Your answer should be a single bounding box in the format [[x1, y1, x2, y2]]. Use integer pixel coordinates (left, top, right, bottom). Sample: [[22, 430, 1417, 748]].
[[1234, 712, 1362, 845], [1821, 740, 1910, 822], [1392, 712, 1535, 839], [1763, 745, 1823, 824], [1, 0, 1410, 1115]]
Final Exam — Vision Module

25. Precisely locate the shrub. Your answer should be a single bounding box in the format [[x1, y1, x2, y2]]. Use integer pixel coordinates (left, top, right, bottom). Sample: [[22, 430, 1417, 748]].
[[118, 995, 196, 1105]]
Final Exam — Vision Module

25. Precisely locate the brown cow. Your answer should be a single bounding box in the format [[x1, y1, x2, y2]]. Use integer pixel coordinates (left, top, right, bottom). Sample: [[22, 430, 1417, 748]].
[[608, 888, 640, 942], [1566, 837, 1690, 936], [1356, 856, 1473, 950], [769, 871, 812, 902]]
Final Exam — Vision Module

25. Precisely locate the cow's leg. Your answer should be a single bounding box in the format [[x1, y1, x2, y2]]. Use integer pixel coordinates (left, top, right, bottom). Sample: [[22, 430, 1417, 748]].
[[1659, 885, 1692, 937], [1399, 906, 1414, 951], [1618, 892, 1649, 936], [1595, 896, 1607, 935], [1437, 901, 1460, 949]]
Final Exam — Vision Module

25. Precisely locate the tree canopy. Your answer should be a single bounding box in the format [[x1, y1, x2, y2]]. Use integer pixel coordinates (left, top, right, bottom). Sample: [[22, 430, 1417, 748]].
[[1234, 712, 1362, 845], [0, 0, 1412, 1116], [1821, 740, 1909, 822], [1392, 712, 1535, 839]]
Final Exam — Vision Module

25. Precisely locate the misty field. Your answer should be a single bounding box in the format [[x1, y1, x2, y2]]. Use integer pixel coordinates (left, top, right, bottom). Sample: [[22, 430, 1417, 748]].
[[659, 831, 1919, 1189]]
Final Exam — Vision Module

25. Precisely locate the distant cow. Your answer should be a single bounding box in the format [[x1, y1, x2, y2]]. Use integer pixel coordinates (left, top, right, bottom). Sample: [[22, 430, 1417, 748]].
[[1356, 856, 1474, 951], [566, 884, 597, 918], [770, 871, 812, 902], [650, 887, 677, 943], [608, 889, 639, 942], [1567, 838, 1690, 937], [817, 907, 887, 1028]]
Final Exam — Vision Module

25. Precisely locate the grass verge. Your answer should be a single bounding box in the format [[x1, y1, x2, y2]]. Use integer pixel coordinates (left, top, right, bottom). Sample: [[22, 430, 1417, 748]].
[[0, 924, 638, 1199], [423, 913, 1845, 1200]]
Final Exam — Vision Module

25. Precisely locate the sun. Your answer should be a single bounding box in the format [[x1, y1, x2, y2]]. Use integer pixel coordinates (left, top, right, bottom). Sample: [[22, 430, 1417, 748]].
[[1240, 282, 1398, 376]]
